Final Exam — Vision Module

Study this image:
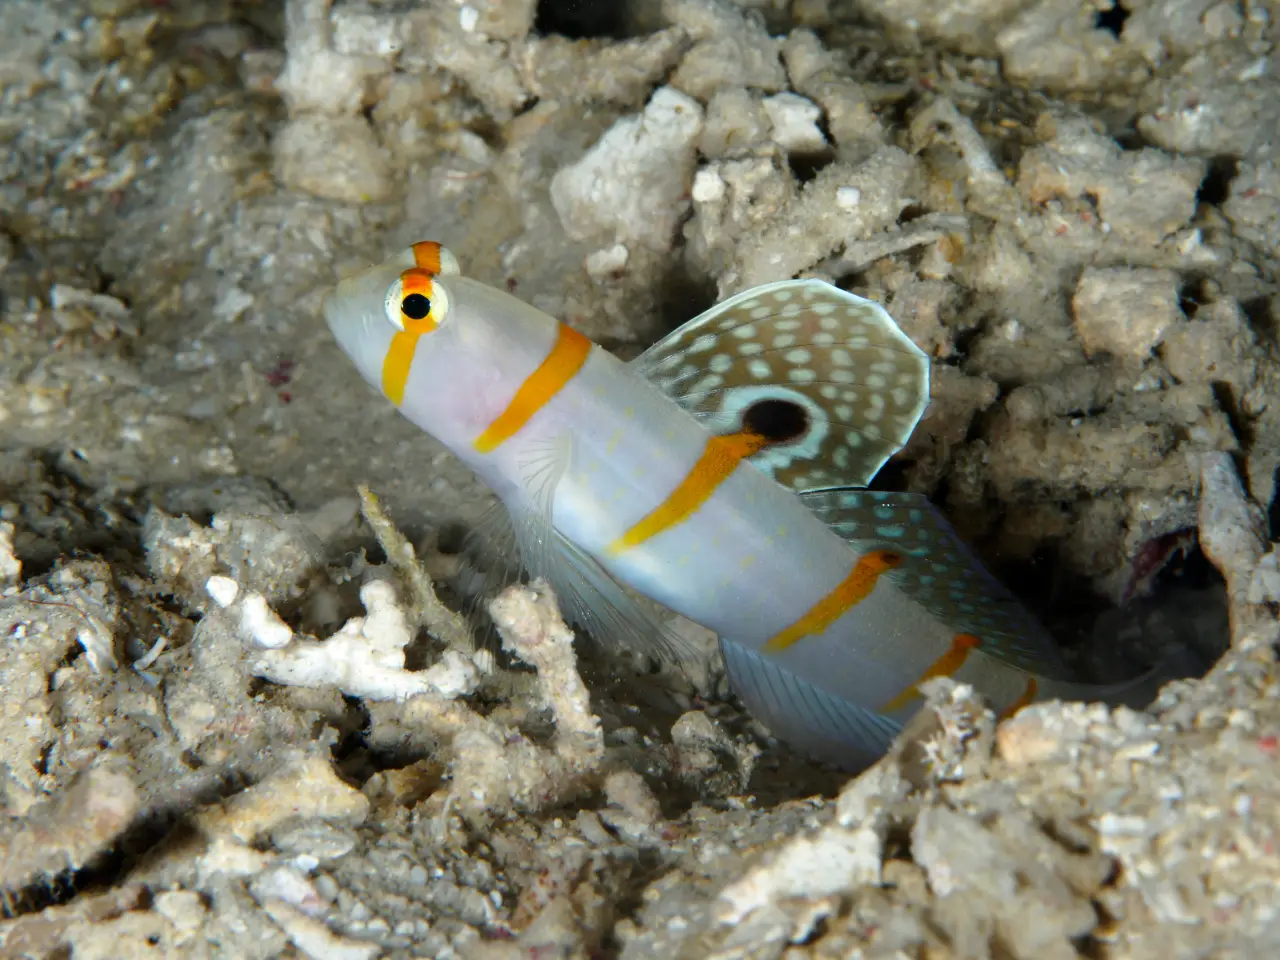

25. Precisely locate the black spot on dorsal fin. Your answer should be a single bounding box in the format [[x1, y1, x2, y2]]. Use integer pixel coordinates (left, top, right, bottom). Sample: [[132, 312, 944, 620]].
[[631, 279, 930, 491]]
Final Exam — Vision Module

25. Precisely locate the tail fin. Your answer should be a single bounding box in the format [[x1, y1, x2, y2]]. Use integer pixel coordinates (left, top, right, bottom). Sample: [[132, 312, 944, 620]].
[[1034, 646, 1201, 710]]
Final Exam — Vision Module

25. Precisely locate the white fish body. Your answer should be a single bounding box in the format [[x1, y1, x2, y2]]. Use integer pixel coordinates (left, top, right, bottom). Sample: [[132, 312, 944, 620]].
[[324, 241, 1146, 768]]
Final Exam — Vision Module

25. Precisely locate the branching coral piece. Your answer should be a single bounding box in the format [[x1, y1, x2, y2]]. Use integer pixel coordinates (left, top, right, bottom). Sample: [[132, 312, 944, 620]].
[[489, 580, 603, 753], [417, 581, 606, 825], [201, 493, 608, 828], [211, 575, 479, 702], [358, 485, 475, 653]]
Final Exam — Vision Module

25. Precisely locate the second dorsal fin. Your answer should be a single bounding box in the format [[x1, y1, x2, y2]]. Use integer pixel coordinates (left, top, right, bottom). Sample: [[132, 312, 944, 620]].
[[631, 279, 930, 492], [799, 487, 1076, 680]]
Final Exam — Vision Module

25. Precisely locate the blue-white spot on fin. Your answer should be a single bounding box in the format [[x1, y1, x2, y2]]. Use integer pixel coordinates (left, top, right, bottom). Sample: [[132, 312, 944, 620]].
[[800, 488, 1076, 681], [632, 279, 930, 492], [721, 637, 901, 770]]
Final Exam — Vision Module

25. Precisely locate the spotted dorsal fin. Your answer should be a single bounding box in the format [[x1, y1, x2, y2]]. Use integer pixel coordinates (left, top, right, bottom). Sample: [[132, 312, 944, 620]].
[[799, 488, 1076, 680], [631, 280, 930, 491]]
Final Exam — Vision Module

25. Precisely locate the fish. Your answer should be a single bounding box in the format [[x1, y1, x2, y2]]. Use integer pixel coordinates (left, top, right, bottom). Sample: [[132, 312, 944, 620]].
[[322, 240, 1154, 769]]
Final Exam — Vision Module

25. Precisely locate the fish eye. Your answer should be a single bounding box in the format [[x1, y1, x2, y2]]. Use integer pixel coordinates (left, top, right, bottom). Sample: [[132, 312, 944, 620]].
[[401, 292, 431, 320], [382, 268, 447, 332]]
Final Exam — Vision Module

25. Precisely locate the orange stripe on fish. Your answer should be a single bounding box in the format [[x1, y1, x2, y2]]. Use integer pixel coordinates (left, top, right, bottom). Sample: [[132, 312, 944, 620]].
[[412, 240, 443, 273], [998, 677, 1038, 721], [607, 430, 771, 556], [473, 322, 592, 454], [381, 269, 438, 406], [879, 633, 982, 713], [763, 549, 903, 653]]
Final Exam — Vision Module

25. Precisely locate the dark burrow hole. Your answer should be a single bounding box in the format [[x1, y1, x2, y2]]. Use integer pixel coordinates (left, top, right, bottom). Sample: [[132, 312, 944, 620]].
[[333, 698, 380, 782], [534, 0, 627, 39], [788, 150, 835, 184], [1094, 1, 1131, 38], [598, 262, 715, 362], [865, 458, 911, 492], [433, 520, 471, 556], [1178, 278, 1205, 317], [653, 263, 719, 345], [787, 113, 836, 183], [1114, 127, 1146, 151], [1006, 538, 1228, 685], [842, 458, 1218, 708], [1269, 465, 1280, 540], [896, 202, 930, 225], [1197, 155, 1240, 207], [1242, 295, 1277, 342]]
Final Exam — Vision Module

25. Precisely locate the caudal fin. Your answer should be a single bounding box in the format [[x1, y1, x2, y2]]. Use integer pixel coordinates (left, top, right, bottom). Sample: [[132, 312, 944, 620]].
[[1034, 646, 1202, 711]]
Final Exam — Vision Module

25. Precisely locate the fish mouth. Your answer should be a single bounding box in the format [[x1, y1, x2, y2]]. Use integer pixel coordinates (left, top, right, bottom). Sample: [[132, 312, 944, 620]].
[[321, 288, 347, 339], [322, 268, 387, 346]]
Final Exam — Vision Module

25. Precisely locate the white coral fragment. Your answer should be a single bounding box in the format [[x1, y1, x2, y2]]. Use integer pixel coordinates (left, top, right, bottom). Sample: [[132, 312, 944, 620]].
[[0, 522, 20, 588], [206, 576, 293, 649], [664, 0, 787, 100], [36, 564, 121, 673], [489, 580, 602, 750], [275, 0, 389, 116], [761, 92, 827, 154], [262, 900, 381, 960], [205, 574, 240, 608], [910, 97, 1007, 197], [584, 243, 630, 279], [550, 86, 704, 252], [248, 579, 478, 701], [240, 593, 295, 650], [394, 581, 605, 825], [1072, 267, 1182, 363], [1017, 118, 1204, 245], [716, 825, 882, 925]]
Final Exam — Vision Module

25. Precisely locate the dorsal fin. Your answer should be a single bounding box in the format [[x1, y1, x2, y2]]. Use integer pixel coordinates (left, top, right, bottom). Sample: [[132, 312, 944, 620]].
[[631, 279, 930, 491], [799, 488, 1076, 680]]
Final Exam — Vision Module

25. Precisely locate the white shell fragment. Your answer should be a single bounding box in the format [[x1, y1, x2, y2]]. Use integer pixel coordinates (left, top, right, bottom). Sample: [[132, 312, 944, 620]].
[[205, 575, 240, 608], [762, 92, 828, 155]]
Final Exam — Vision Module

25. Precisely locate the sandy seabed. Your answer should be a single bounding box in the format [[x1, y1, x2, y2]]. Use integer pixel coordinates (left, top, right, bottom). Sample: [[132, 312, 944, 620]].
[[0, 0, 1278, 957]]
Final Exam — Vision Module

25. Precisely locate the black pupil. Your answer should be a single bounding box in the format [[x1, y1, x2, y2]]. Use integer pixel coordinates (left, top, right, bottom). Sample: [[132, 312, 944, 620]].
[[401, 293, 431, 320], [742, 398, 809, 444]]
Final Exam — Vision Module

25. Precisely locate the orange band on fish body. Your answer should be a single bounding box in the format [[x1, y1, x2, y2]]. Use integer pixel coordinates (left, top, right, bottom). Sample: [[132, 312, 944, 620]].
[[607, 430, 771, 556], [763, 549, 903, 653], [381, 269, 438, 406], [998, 677, 1038, 721], [878, 632, 983, 713], [473, 322, 592, 454]]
